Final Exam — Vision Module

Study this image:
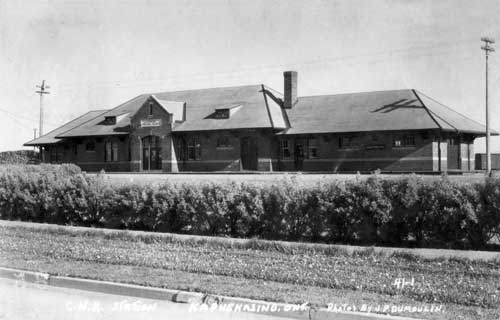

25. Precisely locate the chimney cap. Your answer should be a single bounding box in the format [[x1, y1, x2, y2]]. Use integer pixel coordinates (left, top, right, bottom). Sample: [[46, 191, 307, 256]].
[[283, 70, 297, 75]]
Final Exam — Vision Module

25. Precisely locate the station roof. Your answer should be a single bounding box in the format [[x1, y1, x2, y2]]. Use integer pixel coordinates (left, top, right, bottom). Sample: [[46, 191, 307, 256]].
[[25, 85, 495, 146], [49, 85, 286, 140], [279, 89, 496, 136]]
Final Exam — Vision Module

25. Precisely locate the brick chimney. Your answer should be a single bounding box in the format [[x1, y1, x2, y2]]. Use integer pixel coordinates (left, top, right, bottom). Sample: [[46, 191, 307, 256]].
[[283, 71, 298, 109]]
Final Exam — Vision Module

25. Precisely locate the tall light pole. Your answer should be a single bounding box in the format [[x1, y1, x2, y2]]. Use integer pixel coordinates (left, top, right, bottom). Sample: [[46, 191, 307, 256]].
[[481, 37, 495, 176]]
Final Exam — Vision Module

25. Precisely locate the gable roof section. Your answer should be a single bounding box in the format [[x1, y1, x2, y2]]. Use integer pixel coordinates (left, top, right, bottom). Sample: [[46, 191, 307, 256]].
[[165, 85, 285, 132], [281, 89, 493, 135], [153, 96, 186, 122], [56, 95, 149, 138], [54, 85, 287, 137], [24, 110, 107, 146]]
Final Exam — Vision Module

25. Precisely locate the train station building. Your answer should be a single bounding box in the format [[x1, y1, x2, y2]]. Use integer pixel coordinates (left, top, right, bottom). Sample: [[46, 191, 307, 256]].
[[24, 71, 495, 172]]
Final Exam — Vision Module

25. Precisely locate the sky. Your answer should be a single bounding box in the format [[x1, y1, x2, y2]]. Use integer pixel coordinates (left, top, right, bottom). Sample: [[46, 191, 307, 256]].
[[0, 0, 499, 153]]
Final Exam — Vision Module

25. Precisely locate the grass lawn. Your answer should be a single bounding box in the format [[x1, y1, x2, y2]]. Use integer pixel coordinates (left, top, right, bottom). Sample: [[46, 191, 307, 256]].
[[0, 220, 499, 320]]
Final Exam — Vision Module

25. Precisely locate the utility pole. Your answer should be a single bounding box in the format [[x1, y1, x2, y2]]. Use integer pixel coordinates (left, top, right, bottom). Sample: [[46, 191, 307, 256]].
[[33, 128, 37, 152], [35, 80, 50, 137], [36, 80, 50, 162], [481, 37, 495, 176]]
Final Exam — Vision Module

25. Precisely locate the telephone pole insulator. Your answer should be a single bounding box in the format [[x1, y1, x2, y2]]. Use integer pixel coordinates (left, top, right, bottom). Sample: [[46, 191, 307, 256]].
[[481, 38, 495, 176]]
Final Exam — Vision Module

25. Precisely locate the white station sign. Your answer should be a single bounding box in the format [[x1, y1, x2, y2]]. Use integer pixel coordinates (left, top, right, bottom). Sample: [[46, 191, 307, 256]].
[[140, 119, 162, 127]]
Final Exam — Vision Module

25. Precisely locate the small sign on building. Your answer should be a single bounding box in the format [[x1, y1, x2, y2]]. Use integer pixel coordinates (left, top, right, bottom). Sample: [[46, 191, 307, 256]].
[[140, 119, 162, 127]]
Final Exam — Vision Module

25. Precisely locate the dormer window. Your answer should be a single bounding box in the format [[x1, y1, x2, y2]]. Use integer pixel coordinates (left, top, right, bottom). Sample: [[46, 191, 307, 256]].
[[214, 109, 229, 119], [104, 116, 116, 125], [211, 104, 242, 119]]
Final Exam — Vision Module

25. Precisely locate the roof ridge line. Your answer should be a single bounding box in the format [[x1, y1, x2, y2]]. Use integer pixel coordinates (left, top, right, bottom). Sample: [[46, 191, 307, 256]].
[[104, 94, 147, 115], [150, 94, 181, 116], [262, 85, 283, 97], [427, 109, 459, 132], [261, 84, 275, 128], [150, 84, 263, 96], [298, 88, 411, 99], [415, 90, 486, 127], [412, 89, 443, 131], [150, 94, 163, 106]]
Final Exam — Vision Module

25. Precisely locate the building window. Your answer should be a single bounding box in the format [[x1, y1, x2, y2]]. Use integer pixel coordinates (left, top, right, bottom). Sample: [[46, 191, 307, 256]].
[[216, 136, 232, 148], [280, 140, 291, 159], [105, 141, 118, 162], [50, 147, 57, 163], [104, 116, 116, 125], [404, 135, 416, 146], [339, 136, 359, 149], [308, 138, 318, 158], [149, 102, 154, 115], [393, 134, 416, 147], [187, 136, 201, 160], [50, 146, 63, 163], [85, 141, 95, 152], [213, 109, 230, 119], [393, 138, 402, 147]]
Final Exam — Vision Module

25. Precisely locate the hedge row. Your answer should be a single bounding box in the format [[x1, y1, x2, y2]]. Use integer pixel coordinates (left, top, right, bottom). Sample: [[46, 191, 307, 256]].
[[1, 164, 500, 249], [0, 150, 38, 164]]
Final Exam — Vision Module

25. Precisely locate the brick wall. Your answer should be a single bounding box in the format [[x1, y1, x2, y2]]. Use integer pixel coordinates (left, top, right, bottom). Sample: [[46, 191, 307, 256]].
[[43, 136, 132, 172], [41, 96, 175, 172], [39, 123, 478, 173], [434, 133, 475, 172], [475, 153, 500, 170], [174, 129, 275, 172], [76, 136, 131, 172], [276, 131, 437, 172], [129, 96, 174, 172]]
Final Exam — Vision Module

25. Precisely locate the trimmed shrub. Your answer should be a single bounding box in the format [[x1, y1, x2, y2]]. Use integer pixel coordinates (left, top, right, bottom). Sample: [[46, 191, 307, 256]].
[[470, 178, 500, 248], [0, 150, 38, 164], [1, 164, 499, 249]]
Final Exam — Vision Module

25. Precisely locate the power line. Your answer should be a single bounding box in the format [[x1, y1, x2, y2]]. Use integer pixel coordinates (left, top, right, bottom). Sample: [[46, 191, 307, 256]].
[[0, 107, 59, 126], [70, 48, 479, 93], [54, 38, 477, 91], [0, 109, 35, 130]]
